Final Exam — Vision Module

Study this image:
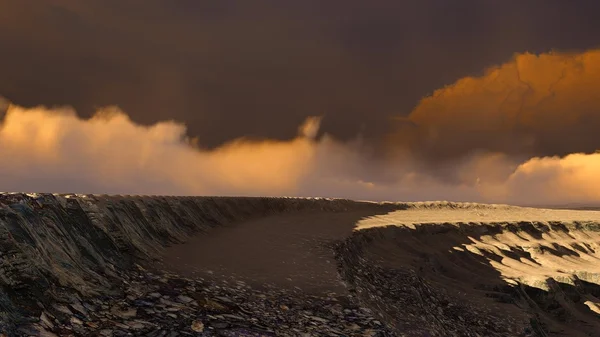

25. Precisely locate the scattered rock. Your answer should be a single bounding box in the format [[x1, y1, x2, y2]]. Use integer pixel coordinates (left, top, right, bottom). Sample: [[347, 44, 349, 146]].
[[70, 316, 83, 325], [191, 320, 204, 332], [39, 312, 54, 329], [176, 295, 193, 304], [18, 268, 396, 336]]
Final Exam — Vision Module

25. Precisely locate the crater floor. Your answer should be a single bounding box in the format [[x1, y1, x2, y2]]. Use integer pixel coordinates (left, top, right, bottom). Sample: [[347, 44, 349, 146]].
[[162, 203, 600, 336]]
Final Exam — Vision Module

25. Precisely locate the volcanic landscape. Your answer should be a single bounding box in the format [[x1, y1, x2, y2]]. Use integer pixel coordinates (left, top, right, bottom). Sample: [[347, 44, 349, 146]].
[[1, 193, 600, 336]]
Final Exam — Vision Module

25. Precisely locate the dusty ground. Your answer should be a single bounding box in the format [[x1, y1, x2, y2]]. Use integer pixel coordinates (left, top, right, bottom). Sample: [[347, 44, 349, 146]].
[[160, 203, 600, 336], [159, 206, 395, 294], [2, 195, 402, 337]]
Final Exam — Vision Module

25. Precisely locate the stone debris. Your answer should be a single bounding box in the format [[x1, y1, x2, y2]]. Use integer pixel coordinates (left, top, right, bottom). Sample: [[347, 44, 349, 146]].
[[15, 267, 395, 337]]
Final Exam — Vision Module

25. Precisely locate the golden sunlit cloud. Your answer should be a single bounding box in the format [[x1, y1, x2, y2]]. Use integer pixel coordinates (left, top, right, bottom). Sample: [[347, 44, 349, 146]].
[[500, 152, 600, 205], [390, 49, 600, 162], [1, 49, 599, 205], [0, 104, 318, 196]]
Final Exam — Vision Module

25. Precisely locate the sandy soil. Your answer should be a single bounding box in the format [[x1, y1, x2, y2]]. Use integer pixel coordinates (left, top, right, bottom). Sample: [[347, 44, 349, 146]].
[[160, 206, 394, 294]]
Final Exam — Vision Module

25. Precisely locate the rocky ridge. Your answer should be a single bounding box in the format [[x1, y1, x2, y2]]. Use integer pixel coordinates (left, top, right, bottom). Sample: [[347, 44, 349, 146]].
[[2, 193, 600, 336], [0, 193, 397, 336], [337, 217, 600, 336]]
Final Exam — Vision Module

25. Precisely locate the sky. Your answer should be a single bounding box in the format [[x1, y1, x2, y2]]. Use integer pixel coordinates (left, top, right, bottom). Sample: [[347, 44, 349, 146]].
[[1, 0, 600, 205]]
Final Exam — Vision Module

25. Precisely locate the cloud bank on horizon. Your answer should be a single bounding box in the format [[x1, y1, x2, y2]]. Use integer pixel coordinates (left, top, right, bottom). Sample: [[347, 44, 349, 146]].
[[1, 49, 599, 206]]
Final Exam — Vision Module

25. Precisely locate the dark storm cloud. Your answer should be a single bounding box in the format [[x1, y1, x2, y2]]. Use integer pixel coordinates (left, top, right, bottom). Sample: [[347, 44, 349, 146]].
[[1, 0, 600, 150]]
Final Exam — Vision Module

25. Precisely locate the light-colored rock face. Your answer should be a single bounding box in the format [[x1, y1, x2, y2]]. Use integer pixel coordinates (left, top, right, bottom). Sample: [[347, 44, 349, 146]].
[[356, 206, 600, 290], [346, 205, 600, 336], [356, 205, 600, 230]]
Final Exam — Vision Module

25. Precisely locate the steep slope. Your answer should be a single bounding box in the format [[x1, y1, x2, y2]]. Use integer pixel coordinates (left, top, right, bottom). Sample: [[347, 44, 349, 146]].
[[1, 194, 600, 336], [0, 193, 387, 335], [337, 206, 600, 336]]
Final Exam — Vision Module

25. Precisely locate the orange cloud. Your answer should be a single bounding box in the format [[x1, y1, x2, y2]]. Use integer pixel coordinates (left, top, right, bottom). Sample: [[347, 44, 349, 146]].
[[0, 104, 318, 195], [390, 49, 600, 162], [1, 101, 599, 205], [498, 152, 600, 205], [1, 49, 600, 206]]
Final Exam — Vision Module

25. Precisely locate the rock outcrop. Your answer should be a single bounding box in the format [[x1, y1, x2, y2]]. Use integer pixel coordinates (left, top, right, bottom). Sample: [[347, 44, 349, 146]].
[[1, 193, 600, 336], [338, 209, 600, 336], [0, 193, 380, 335]]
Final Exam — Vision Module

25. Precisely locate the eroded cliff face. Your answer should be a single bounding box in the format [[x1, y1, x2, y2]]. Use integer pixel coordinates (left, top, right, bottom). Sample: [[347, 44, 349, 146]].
[[336, 215, 600, 337], [2, 194, 600, 337], [0, 193, 366, 333]]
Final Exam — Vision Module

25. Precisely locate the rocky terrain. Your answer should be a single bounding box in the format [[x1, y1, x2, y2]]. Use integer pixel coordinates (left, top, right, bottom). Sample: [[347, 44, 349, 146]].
[[0, 194, 600, 336], [18, 264, 393, 337], [342, 205, 600, 336]]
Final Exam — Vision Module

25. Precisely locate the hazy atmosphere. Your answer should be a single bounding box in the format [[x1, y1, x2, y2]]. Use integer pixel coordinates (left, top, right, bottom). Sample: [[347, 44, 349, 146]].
[[1, 0, 600, 205]]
